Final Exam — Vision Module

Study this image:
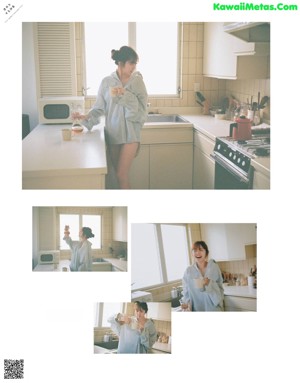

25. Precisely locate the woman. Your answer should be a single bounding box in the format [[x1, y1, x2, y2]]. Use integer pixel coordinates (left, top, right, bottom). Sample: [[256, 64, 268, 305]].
[[181, 241, 224, 311], [76, 46, 148, 189], [108, 301, 157, 354], [63, 226, 94, 271]]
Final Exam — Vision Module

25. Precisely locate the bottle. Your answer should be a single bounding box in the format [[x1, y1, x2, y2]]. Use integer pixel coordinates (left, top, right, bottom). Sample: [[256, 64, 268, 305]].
[[171, 287, 178, 299]]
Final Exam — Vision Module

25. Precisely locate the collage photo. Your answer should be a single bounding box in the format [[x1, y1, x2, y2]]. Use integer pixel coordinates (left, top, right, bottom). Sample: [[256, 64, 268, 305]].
[[3, 4, 299, 381]]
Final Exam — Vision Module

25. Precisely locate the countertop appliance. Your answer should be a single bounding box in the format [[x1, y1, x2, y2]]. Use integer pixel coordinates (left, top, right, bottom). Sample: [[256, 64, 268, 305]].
[[212, 134, 270, 189], [38, 96, 84, 124], [38, 250, 60, 265]]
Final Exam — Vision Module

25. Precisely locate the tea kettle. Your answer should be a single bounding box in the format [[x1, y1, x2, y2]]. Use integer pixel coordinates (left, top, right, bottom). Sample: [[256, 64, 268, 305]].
[[230, 116, 252, 140]]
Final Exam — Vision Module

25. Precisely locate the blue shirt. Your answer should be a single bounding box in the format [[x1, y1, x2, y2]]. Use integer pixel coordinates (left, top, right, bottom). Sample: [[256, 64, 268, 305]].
[[182, 259, 224, 311], [83, 71, 148, 145], [63, 236, 92, 271], [108, 315, 157, 354]]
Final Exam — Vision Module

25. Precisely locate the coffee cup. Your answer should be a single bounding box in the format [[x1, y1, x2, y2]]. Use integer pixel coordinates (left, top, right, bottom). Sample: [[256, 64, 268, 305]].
[[194, 278, 204, 288], [110, 86, 119, 97], [130, 317, 139, 330], [62, 128, 72, 141]]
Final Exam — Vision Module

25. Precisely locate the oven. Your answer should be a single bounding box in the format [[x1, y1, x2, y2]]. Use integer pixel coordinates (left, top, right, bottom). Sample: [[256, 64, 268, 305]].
[[212, 138, 253, 189], [212, 135, 270, 189]]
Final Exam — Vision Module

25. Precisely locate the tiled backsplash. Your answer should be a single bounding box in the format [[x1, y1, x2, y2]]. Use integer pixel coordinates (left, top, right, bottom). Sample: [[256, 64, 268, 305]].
[[218, 244, 257, 282]]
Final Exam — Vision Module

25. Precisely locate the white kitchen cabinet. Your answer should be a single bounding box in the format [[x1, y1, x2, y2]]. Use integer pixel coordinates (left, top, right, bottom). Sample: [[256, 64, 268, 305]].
[[193, 130, 215, 189], [129, 125, 193, 189], [129, 145, 150, 189], [224, 296, 256, 311], [253, 170, 270, 189], [203, 23, 269, 79], [150, 143, 193, 189], [243, 224, 257, 245], [147, 303, 171, 321], [113, 207, 127, 242], [200, 224, 256, 261]]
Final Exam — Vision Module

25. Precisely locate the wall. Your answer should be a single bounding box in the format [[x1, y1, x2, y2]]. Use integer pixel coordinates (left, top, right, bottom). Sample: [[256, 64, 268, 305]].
[[22, 23, 39, 130], [78, 22, 227, 112], [26, 22, 270, 125], [78, 22, 269, 119]]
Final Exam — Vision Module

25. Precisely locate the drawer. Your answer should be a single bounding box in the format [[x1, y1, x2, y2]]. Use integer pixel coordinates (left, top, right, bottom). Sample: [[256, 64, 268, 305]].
[[194, 130, 214, 154], [141, 126, 193, 144]]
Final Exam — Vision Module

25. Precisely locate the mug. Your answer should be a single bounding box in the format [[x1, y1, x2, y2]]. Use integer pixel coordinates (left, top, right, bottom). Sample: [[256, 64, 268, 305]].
[[62, 128, 72, 141], [194, 278, 204, 288], [110, 86, 119, 97], [130, 317, 139, 330]]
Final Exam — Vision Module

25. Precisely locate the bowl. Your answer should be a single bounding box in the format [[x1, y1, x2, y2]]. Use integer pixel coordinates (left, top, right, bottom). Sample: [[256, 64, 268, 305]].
[[72, 125, 84, 133]]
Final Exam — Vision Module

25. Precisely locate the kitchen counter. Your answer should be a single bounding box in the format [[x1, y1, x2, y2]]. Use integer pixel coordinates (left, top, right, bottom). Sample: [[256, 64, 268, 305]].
[[102, 258, 127, 271], [22, 123, 107, 189], [182, 114, 270, 177], [94, 345, 116, 354], [33, 259, 70, 272], [223, 285, 257, 298], [151, 341, 171, 353]]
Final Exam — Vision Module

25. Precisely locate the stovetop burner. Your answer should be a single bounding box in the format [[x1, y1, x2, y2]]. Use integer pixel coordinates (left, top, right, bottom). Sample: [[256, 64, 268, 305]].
[[219, 135, 270, 158], [213, 134, 270, 179]]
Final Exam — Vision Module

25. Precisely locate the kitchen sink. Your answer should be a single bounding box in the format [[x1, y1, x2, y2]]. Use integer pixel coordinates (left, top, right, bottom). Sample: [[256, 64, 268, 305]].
[[95, 340, 119, 350], [93, 258, 107, 262], [146, 114, 188, 123]]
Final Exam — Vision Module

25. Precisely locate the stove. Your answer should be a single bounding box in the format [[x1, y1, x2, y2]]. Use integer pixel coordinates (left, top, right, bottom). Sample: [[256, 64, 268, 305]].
[[212, 135, 270, 189]]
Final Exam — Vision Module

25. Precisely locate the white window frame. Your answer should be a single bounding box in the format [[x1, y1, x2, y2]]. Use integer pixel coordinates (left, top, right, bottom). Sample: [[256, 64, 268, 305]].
[[131, 223, 190, 290], [59, 212, 102, 250], [94, 302, 125, 328], [82, 22, 182, 98]]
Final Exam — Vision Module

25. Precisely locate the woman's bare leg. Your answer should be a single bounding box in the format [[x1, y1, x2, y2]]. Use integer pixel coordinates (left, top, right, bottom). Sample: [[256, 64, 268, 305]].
[[116, 143, 139, 189]]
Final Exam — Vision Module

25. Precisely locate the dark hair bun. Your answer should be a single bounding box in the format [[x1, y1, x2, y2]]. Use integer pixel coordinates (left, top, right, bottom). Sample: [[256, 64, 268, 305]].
[[82, 227, 94, 239], [111, 46, 139, 65]]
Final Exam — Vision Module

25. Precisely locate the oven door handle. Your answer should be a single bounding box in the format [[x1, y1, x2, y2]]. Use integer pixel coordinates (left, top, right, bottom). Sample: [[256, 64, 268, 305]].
[[211, 153, 251, 184]]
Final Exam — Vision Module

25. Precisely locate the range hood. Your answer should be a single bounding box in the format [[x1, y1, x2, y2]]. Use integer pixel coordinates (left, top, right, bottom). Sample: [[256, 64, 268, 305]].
[[224, 22, 270, 42]]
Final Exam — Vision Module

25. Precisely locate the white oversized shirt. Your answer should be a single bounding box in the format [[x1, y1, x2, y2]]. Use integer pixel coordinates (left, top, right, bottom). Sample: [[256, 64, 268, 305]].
[[108, 315, 157, 354], [182, 259, 224, 311], [63, 236, 92, 272], [83, 71, 148, 145]]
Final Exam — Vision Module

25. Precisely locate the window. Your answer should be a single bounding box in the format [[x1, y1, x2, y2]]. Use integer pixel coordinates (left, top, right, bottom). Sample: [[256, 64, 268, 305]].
[[94, 303, 124, 327], [131, 224, 190, 289], [84, 22, 181, 97], [59, 213, 101, 249]]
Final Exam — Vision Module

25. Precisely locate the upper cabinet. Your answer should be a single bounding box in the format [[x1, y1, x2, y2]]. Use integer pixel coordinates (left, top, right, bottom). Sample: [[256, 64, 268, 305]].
[[113, 207, 128, 242], [203, 23, 270, 80], [200, 224, 256, 261], [147, 303, 171, 321]]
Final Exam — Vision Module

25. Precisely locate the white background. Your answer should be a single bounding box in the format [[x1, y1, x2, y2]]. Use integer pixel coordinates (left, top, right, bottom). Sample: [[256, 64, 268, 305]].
[[1, 1, 300, 382]]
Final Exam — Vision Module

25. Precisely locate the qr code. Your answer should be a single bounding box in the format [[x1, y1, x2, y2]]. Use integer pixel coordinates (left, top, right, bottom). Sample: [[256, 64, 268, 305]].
[[4, 359, 24, 379]]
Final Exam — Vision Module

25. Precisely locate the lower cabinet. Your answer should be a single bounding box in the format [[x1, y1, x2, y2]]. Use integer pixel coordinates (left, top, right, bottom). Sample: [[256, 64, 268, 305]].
[[129, 145, 150, 189], [193, 130, 215, 189], [129, 126, 194, 189], [150, 143, 193, 189], [224, 296, 257, 311], [253, 169, 270, 189]]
